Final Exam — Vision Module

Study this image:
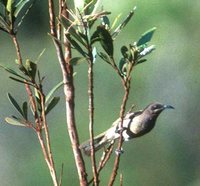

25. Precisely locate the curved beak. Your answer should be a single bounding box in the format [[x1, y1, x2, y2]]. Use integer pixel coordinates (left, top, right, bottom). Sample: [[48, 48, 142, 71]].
[[163, 104, 174, 109]]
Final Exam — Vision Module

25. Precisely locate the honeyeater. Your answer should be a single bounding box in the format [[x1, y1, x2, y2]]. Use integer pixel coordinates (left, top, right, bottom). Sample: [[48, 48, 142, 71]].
[[80, 102, 174, 155]]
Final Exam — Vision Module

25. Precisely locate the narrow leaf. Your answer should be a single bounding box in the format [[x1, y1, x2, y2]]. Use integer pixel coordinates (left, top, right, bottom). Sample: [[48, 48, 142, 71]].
[[7, 93, 24, 117], [45, 97, 60, 115], [5, 116, 27, 127], [98, 52, 110, 63], [96, 26, 113, 57], [9, 76, 33, 86], [46, 81, 63, 103], [112, 6, 136, 39], [137, 27, 156, 46], [61, 17, 86, 47], [13, 0, 35, 32], [0, 64, 27, 80], [65, 34, 87, 57], [22, 101, 28, 120], [25, 59, 37, 80], [70, 57, 85, 66]]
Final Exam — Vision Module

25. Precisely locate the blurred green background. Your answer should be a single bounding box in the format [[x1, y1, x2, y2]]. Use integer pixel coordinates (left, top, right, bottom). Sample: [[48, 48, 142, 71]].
[[0, 0, 200, 185]]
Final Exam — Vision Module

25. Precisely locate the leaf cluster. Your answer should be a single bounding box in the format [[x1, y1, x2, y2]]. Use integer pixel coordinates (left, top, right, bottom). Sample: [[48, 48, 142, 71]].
[[0, 0, 35, 34], [0, 60, 62, 128]]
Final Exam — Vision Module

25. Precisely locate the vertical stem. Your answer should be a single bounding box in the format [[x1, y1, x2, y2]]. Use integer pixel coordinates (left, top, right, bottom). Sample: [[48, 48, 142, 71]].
[[48, 1, 88, 185], [108, 85, 129, 186], [11, 34, 22, 65], [88, 62, 98, 185], [37, 131, 58, 186], [40, 92, 58, 185]]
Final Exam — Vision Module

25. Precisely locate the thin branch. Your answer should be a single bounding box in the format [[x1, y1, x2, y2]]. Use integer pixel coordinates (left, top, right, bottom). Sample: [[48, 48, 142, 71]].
[[120, 173, 123, 186], [39, 91, 58, 185], [36, 130, 58, 186], [59, 163, 64, 186], [88, 143, 114, 185], [48, 1, 88, 185], [108, 85, 129, 186], [108, 60, 134, 185], [88, 62, 99, 185], [11, 34, 22, 65]]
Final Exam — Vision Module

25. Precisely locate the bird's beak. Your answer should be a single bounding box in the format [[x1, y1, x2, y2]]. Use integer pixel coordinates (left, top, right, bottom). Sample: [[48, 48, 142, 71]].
[[163, 104, 174, 109]]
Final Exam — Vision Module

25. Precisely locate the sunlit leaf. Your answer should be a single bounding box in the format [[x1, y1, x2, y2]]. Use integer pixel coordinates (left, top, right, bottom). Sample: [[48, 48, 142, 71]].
[[45, 97, 60, 115], [7, 93, 24, 117], [92, 47, 97, 63], [119, 58, 127, 76], [112, 6, 136, 39], [61, 17, 86, 47], [137, 27, 156, 46], [5, 116, 27, 127], [45, 81, 63, 103], [13, 0, 35, 33], [84, 0, 98, 15]]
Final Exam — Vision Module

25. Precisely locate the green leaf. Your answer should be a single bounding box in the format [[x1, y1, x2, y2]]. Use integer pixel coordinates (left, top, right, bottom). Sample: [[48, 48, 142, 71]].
[[121, 46, 128, 58], [9, 76, 33, 86], [22, 101, 28, 120], [7, 93, 24, 117], [112, 6, 136, 39], [5, 116, 27, 127], [137, 59, 147, 65], [46, 81, 63, 103], [70, 57, 85, 66], [0, 15, 10, 32], [65, 34, 87, 57], [25, 59, 37, 80], [61, 17, 86, 47], [0, 64, 28, 79], [101, 16, 110, 28], [137, 27, 156, 46], [95, 26, 113, 57], [45, 97, 60, 115], [98, 52, 110, 63], [13, 0, 35, 33], [6, 0, 13, 13], [119, 58, 127, 76], [84, 0, 98, 15]]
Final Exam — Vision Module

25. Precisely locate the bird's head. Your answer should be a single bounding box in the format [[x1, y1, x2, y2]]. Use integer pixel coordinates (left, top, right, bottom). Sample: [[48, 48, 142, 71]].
[[144, 102, 174, 116]]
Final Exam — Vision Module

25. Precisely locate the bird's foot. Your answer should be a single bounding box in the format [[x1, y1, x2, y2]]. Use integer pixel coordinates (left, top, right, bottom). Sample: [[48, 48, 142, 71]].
[[115, 148, 124, 155]]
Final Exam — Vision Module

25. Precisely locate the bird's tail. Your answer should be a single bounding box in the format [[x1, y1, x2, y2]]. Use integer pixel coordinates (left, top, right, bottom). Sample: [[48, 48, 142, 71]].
[[79, 132, 107, 156]]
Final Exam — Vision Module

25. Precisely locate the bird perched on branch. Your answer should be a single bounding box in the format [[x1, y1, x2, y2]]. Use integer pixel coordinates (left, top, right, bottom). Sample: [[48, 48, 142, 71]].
[[80, 102, 174, 156]]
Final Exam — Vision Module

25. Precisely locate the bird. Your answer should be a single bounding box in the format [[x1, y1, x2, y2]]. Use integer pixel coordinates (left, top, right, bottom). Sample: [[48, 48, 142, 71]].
[[80, 102, 174, 156]]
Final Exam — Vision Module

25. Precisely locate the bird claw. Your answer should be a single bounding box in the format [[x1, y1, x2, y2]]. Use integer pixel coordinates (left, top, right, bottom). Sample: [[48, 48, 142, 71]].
[[115, 148, 124, 155], [115, 126, 123, 134]]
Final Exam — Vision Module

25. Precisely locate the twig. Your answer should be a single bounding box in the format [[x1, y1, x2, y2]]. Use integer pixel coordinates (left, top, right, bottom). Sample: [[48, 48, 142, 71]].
[[59, 163, 64, 186], [48, 1, 88, 185], [39, 91, 58, 185], [108, 59, 134, 186], [88, 60, 99, 185], [88, 143, 114, 185], [120, 173, 123, 186]]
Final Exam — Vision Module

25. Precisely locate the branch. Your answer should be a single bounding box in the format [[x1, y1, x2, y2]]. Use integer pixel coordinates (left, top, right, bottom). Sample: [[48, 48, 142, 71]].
[[48, 1, 88, 185], [39, 90, 58, 185], [88, 61, 98, 185], [108, 60, 134, 186]]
